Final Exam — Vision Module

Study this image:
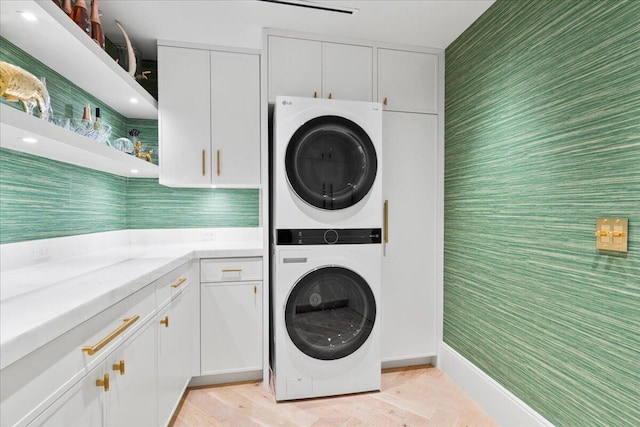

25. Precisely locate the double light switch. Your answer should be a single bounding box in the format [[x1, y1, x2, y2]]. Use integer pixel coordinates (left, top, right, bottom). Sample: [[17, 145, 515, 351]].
[[596, 218, 628, 253]]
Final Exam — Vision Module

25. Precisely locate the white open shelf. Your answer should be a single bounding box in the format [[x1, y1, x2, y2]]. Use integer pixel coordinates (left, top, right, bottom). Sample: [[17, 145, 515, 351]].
[[1, 104, 158, 178], [0, 0, 158, 119]]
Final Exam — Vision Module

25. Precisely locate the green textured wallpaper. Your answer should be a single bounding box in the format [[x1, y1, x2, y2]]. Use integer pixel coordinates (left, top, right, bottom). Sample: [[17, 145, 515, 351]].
[[0, 39, 259, 244], [0, 148, 260, 244], [444, 1, 640, 426], [127, 179, 259, 229], [0, 148, 127, 243]]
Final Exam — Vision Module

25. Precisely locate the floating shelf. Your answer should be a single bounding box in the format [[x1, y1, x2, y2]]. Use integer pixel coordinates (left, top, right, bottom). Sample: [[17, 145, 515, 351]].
[[0, 0, 158, 119], [0, 104, 158, 178]]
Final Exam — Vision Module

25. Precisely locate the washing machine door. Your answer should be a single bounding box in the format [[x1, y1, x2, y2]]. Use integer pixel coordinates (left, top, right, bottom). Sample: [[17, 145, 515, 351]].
[[285, 266, 376, 360], [285, 116, 378, 210]]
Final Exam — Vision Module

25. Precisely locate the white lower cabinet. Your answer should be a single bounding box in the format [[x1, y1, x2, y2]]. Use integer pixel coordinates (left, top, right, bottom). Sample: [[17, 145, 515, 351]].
[[201, 282, 262, 375], [3, 255, 266, 425], [157, 286, 192, 426], [30, 363, 105, 426], [200, 257, 263, 376], [2, 263, 195, 427], [106, 320, 157, 427], [30, 319, 157, 427]]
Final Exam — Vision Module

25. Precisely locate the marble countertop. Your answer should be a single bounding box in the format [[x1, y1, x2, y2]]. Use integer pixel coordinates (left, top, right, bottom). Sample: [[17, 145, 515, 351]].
[[0, 241, 263, 370]]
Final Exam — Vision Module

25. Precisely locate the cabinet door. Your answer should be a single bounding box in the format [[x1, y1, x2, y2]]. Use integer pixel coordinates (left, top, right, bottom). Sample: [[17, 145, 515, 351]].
[[381, 112, 438, 360], [107, 321, 157, 427], [158, 46, 212, 186], [210, 51, 261, 186], [157, 288, 192, 427], [378, 49, 438, 113], [201, 282, 262, 375], [268, 36, 322, 101], [29, 364, 105, 426], [323, 42, 373, 101]]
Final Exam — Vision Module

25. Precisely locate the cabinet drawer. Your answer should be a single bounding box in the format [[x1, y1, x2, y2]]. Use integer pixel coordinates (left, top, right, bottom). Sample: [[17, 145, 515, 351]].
[[156, 262, 191, 308], [0, 286, 155, 427], [200, 257, 262, 283]]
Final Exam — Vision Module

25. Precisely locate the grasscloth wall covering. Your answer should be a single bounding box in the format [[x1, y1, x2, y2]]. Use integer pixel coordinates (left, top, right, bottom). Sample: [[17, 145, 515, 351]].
[[444, 1, 639, 426], [0, 39, 259, 244]]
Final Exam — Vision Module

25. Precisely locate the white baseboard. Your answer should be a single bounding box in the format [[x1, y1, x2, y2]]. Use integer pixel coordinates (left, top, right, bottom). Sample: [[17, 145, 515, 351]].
[[381, 355, 435, 370], [438, 342, 554, 427], [188, 369, 263, 388]]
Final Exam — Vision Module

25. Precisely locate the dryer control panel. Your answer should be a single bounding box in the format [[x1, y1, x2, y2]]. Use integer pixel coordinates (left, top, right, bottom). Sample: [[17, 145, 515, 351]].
[[277, 228, 382, 245]]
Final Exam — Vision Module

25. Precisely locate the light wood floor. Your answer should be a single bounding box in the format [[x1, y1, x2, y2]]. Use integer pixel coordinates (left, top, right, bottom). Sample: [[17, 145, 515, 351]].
[[171, 365, 498, 426]]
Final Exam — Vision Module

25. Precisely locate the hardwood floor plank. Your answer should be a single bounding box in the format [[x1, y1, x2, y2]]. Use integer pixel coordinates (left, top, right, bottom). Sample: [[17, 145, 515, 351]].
[[172, 365, 498, 427]]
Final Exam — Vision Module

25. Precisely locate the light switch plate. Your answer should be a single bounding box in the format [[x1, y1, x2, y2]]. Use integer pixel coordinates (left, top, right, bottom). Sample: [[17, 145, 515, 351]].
[[596, 218, 628, 252]]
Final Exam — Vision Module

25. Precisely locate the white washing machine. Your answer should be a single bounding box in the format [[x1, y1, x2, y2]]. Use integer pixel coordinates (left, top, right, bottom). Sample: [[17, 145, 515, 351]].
[[273, 96, 383, 229], [271, 229, 381, 401]]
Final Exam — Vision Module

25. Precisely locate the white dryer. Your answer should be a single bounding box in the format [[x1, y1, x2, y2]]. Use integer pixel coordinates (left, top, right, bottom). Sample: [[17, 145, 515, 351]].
[[273, 96, 383, 229], [272, 229, 381, 401]]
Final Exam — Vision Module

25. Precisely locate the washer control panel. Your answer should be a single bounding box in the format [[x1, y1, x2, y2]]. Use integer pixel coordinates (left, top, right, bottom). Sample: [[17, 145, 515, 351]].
[[277, 228, 382, 245]]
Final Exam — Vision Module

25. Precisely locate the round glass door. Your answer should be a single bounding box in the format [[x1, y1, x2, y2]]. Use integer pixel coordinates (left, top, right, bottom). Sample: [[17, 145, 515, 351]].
[[285, 266, 376, 360], [285, 116, 377, 210]]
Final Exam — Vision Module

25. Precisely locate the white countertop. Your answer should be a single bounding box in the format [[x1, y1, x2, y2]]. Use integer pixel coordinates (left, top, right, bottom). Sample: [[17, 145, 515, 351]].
[[0, 240, 263, 370]]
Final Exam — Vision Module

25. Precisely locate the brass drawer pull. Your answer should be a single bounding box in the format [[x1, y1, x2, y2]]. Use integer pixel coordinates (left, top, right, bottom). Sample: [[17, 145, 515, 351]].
[[216, 149, 221, 176], [82, 315, 140, 356], [171, 278, 187, 289], [221, 268, 242, 273], [202, 149, 206, 176], [383, 97, 388, 106], [112, 359, 125, 376], [160, 316, 169, 328], [96, 373, 109, 392]]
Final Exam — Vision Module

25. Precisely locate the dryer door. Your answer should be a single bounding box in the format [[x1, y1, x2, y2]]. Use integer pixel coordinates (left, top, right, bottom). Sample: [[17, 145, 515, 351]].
[[285, 266, 376, 360], [285, 116, 378, 210]]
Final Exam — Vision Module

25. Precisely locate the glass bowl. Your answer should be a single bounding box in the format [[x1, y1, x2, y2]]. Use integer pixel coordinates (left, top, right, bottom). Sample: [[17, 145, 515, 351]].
[[112, 137, 135, 154], [49, 115, 71, 131], [69, 119, 112, 144]]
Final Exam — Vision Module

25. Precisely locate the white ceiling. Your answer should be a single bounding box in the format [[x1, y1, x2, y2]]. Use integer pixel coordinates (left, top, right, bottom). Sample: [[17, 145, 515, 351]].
[[98, 0, 495, 60]]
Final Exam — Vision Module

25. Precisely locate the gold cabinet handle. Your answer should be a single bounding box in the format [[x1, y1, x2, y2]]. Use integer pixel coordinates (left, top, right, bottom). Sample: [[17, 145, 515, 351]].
[[202, 149, 206, 176], [216, 149, 221, 176], [383, 200, 389, 243], [328, 93, 332, 99], [112, 359, 125, 376], [171, 277, 187, 289], [96, 373, 109, 392], [383, 97, 388, 106], [221, 268, 242, 273], [82, 315, 139, 356], [254, 285, 257, 294], [313, 91, 317, 98], [160, 316, 169, 328]]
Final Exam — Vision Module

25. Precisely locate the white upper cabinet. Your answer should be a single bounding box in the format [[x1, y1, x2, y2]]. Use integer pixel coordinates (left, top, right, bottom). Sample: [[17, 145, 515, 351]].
[[158, 46, 211, 187], [210, 51, 261, 187], [158, 43, 261, 188], [268, 37, 322, 101], [323, 42, 373, 102], [378, 48, 439, 113], [268, 36, 373, 102]]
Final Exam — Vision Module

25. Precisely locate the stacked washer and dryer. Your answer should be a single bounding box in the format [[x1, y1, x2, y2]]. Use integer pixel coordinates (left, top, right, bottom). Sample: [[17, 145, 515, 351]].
[[271, 96, 383, 401]]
